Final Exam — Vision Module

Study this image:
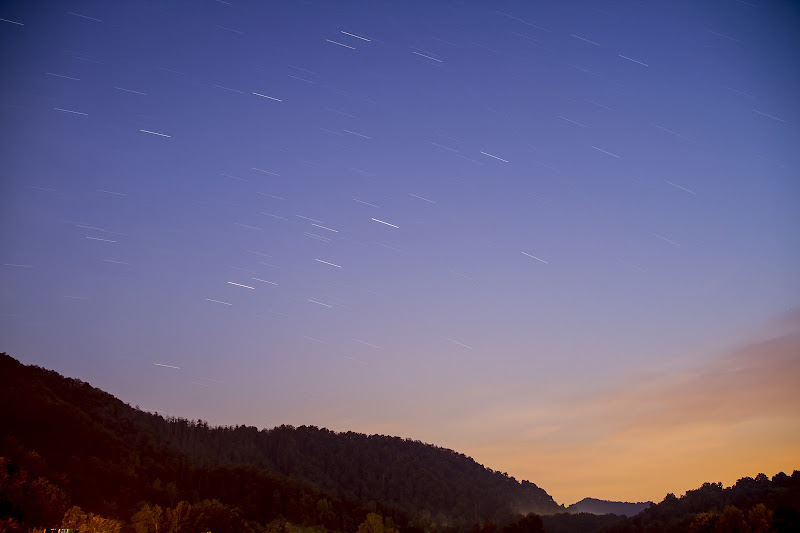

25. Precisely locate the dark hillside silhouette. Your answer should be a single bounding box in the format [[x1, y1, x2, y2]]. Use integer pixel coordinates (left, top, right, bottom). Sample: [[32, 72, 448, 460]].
[[0, 352, 559, 529], [0, 353, 409, 532], [149, 421, 560, 521]]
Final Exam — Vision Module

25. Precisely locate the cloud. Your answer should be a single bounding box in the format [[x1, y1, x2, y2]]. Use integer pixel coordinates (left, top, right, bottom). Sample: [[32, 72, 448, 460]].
[[458, 309, 800, 504], [600, 328, 800, 433]]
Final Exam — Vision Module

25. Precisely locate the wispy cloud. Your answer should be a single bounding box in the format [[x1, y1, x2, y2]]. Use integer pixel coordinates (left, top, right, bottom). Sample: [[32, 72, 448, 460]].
[[460, 310, 800, 504], [595, 330, 800, 432]]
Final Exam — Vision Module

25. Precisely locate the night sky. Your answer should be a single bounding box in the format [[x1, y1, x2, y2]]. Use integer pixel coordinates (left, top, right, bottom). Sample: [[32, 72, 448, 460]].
[[1, 0, 798, 504]]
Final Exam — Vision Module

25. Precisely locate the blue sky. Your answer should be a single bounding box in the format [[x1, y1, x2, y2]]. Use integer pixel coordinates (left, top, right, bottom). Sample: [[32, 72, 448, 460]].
[[1, 0, 798, 504]]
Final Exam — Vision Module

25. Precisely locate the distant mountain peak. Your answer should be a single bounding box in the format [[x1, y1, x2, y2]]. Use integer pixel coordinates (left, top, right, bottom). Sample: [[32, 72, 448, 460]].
[[566, 497, 652, 517]]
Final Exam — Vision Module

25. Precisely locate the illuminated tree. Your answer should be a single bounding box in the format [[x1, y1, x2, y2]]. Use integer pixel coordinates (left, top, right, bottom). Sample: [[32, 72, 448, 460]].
[[748, 503, 772, 533], [688, 511, 718, 533], [357, 512, 398, 533], [716, 505, 748, 532], [164, 501, 192, 533], [62, 505, 122, 533], [132, 503, 164, 533]]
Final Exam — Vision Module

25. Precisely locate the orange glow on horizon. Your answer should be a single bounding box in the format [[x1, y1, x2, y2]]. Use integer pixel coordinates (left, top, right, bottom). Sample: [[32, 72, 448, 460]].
[[464, 327, 800, 504]]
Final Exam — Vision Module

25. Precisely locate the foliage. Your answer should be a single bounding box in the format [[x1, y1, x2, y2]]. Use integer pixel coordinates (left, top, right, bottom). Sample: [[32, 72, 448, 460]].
[[0, 451, 70, 528], [0, 353, 405, 532], [626, 472, 800, 533], [540, 512, 629, 533], [0, 352, 558, 529], [358, 512, 399, 533], [501, 513, 544, 533], [145, 421, 559, 523], [687, 503, 772, 533], [63, 505, 124, 533]]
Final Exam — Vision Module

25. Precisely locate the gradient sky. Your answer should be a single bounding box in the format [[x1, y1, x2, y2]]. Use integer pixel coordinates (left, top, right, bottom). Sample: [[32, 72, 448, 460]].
[[1, 0, 798, 505]]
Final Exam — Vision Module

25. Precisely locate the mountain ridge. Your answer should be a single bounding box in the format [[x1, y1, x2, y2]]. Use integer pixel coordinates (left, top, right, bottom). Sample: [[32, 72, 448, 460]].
[[0, 352, 561, 525], [565, 497, 652, 517]]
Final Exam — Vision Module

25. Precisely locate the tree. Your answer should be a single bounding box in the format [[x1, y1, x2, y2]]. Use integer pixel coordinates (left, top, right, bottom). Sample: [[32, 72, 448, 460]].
[[747, 504, 772, 533], [62, 505, 122, 533], [164, 501, 193, 533], [688, 505, 752, 533], [0, 457, 69, 528], [688, 511, 718, 533], [132, 503, 164, 533], [715, 505, 748, 532], [772, 506, 800, 533], [265, 517, 293, 533], [502, 514, 544, 533], [189, 498, 248, 533], [358, 513, 398, 533], [316, 497, 337, 529], [0, 518, 25, 533], [469, 519, 498, 533], [62, 506, 90, 529]]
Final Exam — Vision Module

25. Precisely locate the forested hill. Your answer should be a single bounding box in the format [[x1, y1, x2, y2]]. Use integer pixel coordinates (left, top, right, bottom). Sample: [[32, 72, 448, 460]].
[[0, 352, 560, 527], [2, 351, 401, 533], [150, 420, 561, 520], [540, 472, 800, 533]]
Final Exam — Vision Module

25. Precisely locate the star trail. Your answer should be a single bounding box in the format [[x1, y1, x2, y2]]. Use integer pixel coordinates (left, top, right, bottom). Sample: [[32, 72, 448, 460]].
[[1, 0, 798, 504]]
